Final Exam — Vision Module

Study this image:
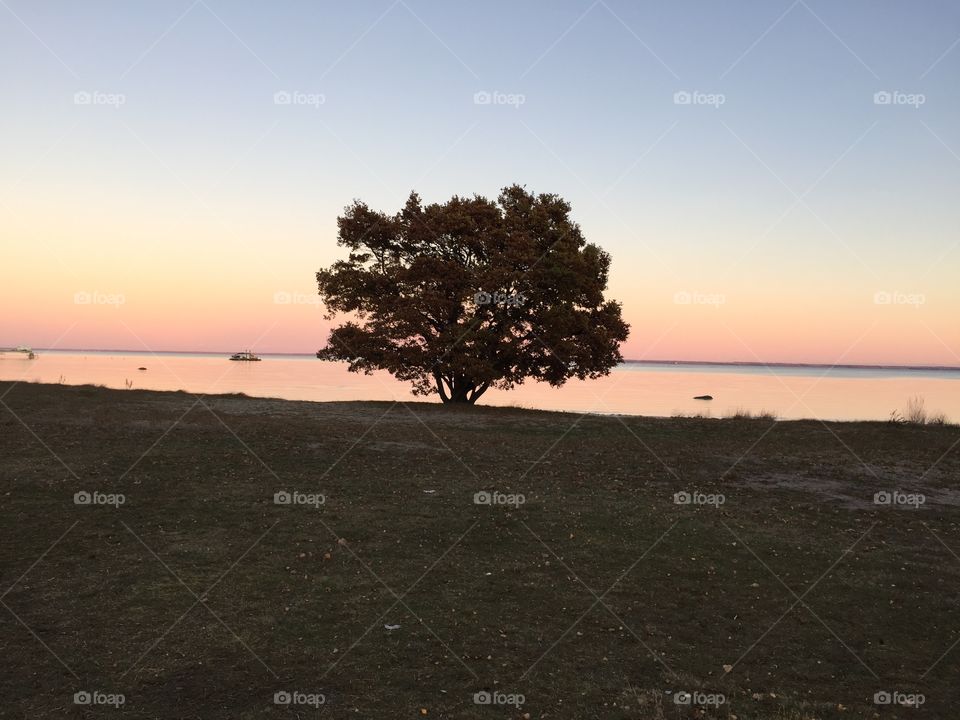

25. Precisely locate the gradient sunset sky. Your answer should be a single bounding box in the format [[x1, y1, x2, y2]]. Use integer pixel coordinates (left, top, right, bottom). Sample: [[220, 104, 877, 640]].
[[2, 1, 958, 365]]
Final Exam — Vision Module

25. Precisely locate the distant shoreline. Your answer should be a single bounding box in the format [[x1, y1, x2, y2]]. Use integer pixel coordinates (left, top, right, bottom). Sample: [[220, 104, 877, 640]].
[[12, 348, 960, 373]]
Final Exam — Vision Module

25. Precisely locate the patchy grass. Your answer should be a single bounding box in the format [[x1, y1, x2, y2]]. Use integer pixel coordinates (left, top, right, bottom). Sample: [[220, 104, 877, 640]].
[[890, 395, 953, 427], [727, 408, 778, 421], [1, 382, 959, 719]]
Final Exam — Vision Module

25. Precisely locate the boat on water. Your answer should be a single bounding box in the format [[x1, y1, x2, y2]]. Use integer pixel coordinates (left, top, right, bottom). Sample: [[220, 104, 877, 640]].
[[2, 345, 37, 359], [229, 350, 261, 362]]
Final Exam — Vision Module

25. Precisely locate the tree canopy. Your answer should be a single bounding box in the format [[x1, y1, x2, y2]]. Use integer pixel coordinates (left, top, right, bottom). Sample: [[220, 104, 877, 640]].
[[316, 185, 630, 403]]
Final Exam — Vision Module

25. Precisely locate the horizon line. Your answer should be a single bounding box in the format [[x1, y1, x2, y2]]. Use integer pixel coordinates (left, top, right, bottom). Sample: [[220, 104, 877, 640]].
[[7, 347, 960, 372]]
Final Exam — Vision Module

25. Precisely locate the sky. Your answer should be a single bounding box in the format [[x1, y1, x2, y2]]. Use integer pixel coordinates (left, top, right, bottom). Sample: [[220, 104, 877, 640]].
[[1, 0, 958, 366]]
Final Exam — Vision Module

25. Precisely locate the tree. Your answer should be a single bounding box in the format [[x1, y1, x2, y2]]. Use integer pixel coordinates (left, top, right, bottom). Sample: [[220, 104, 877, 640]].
[[316, 185, 630, 404]]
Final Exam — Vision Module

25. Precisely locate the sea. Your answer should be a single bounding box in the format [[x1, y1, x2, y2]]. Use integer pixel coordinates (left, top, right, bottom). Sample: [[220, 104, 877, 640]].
[[1, 350, 958, 422]]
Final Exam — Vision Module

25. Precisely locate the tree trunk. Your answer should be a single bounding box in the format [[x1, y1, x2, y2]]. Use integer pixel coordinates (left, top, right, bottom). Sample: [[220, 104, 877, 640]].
[[434, 372, 487, 404]]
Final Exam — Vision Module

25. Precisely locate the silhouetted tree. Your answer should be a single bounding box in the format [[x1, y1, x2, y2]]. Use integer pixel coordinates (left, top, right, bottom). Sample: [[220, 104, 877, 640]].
[[316, 185, 630, 404]]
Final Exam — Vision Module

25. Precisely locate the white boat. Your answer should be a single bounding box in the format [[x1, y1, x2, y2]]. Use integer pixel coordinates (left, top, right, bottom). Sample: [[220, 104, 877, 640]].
[[2, 345, 36, 359], [229, 350, 261, 362]]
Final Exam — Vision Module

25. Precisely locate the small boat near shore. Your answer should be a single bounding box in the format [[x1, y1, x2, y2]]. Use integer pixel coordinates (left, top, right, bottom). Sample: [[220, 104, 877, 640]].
[[1, 345, 37, 359], [229, 350, 261, 362]]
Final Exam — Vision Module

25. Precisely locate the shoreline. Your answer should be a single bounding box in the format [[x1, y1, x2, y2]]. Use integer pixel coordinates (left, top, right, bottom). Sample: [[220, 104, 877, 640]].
[[7, 348, 960, 373], [1, 379, 951, 425]]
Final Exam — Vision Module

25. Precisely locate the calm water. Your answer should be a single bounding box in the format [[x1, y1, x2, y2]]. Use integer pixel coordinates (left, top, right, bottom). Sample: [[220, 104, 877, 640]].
[[2, 350, 959, 422]]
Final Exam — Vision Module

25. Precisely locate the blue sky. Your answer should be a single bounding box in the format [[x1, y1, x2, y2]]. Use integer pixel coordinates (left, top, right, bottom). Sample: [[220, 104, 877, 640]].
[[2, 0, 959, 363]]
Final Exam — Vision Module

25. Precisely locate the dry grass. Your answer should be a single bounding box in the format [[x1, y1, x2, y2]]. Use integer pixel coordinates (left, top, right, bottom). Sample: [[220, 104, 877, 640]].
[[727, 407, 778, 421], [1, 382, 959, 719], [891, 395, 953, 426]]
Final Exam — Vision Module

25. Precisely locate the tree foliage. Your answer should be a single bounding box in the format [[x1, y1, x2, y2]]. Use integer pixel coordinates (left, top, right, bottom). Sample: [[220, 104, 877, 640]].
[[316, 185, 630, 403]]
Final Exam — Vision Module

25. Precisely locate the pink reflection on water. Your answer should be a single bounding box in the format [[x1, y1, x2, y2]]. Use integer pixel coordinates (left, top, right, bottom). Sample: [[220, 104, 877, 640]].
[[1, 351, 958, 422]]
